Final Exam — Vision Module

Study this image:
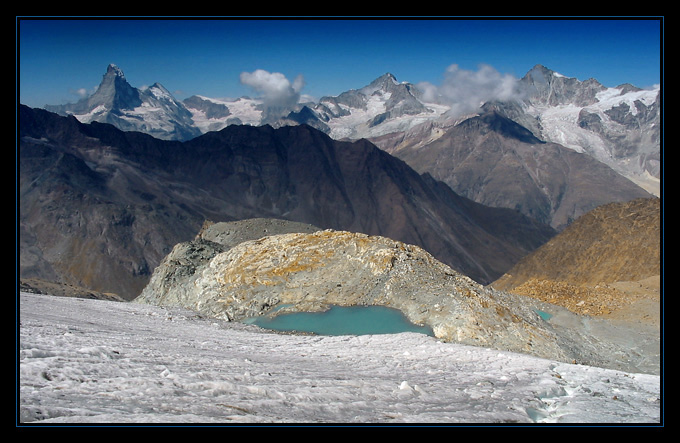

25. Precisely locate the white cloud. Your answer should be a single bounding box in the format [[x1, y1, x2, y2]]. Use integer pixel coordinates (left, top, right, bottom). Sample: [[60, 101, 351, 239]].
[[69, 86, 95, 100], [239, 69, 305, 120], [418, 64, 525, 118]]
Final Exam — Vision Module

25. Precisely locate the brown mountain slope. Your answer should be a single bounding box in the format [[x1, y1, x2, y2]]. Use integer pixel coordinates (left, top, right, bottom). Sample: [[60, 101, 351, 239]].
[[491, 197, 661, 319]]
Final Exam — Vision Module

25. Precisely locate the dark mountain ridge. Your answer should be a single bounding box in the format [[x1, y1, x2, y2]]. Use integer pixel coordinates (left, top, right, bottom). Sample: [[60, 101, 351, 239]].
[[19, 105, 555, 299]]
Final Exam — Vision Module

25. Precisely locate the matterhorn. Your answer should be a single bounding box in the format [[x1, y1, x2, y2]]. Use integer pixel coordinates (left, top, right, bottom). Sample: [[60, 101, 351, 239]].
[[45, 64, 201, 141]]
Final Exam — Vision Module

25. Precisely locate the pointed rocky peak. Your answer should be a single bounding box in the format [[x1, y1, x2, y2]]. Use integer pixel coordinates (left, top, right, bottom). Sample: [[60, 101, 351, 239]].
[[374, 72, 399, 83], [91, 64, 141, 111], [98, 64, 136, 93], [528, 64, 552, 75], [380, 72, 398, 83], [149, 81, 167, 91], [362, 73, 401, 95], [522, 64, 557, 86], [105, 63, 126, 79]]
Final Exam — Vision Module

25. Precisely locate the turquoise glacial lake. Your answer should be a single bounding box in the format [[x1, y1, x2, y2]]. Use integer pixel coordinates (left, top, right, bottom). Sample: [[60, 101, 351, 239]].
[[535, 309, 553, 321], [244, 305, 435, 337]]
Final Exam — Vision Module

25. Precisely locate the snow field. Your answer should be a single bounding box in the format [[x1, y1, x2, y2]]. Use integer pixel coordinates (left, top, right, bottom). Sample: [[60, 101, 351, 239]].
[[18, 293, 661, 424]]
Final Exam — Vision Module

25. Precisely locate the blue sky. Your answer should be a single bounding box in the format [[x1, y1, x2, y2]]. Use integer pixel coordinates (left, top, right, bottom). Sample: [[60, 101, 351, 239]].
[[18, 17, 662, 109]]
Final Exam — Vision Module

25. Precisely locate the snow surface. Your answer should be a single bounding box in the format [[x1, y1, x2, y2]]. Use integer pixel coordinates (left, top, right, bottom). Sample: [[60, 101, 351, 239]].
[[594, 87, 659, 114], [18, 292, 662, 425], [323, 94, 450, 140], [188, 96, 262, 133]]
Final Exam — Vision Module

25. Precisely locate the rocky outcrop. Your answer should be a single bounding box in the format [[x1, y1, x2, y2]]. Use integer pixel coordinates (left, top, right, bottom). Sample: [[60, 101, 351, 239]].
[[135, 223, 659, 373], [134, 218, 321, 309], [137, 228, 552, 357]]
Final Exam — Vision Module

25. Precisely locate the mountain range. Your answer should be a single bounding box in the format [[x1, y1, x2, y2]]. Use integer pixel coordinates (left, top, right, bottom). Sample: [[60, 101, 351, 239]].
[[20, 105, 556, 299], [45, 64, 202, 142], [372, 65, 660, 217], [376, 110, 652, 230], [44, 64, 660, 200]]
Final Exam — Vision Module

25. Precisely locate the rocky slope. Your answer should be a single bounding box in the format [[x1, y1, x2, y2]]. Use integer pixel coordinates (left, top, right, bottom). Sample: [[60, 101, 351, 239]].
[[135, 220, 659, 374], [493, 198, 660, 288], [132, 219, 322, 311], [492, 197, 661, 324]]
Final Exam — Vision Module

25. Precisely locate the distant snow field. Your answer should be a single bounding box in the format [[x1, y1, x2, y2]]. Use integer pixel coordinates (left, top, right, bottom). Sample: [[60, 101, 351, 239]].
[[18, 292, 661, 425]]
